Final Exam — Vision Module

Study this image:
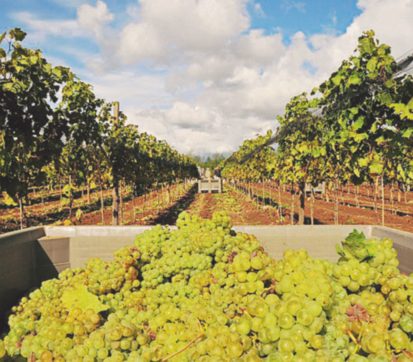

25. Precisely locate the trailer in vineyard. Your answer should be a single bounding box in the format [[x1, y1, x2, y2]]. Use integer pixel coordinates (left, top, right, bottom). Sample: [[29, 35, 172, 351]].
[[197, 178, 223, 193], [197, 167, 223, 193], [305, 182, 325, 195]]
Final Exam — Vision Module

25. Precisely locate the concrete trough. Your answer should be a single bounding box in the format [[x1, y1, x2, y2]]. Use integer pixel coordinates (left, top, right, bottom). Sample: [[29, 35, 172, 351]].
[[0, 225, 412, 324]]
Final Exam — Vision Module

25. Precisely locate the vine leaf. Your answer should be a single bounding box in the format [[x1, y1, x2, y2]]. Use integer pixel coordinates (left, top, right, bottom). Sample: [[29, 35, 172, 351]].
[[9, 28, 26, 41], [62, 285, 108, 313]]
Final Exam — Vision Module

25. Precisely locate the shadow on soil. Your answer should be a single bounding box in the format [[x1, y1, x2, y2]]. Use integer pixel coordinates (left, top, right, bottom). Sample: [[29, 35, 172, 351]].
[[0, 189, 102, 210], [151, 184, 198, 225], [0, 194, 134, 233]]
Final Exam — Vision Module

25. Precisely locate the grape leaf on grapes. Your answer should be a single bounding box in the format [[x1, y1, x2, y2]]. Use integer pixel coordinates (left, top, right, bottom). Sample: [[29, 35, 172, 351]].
[[61, 285, 108, 313], [345, 229, 366, 244], [337, 230, 378, 261]]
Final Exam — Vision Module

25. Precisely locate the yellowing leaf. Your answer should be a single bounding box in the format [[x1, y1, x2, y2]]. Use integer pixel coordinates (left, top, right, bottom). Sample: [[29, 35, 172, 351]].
[[2, 192, 17, 206], [358, 158, 369, 168], [369, 162, 383, 175], [29, 55, 38, 64], [359, 37, 375, 55], [75, 208, 83, 221], [353, 132, 368, 142], [366, 57, 377, 72], [297, 144, 309, 153], [53, 67, 62, 78], [332, 75, 343, 86], [376, 136, 386, 145], [348, 74, 361, 86], [352, 117, 364, 131], [397, 164, 406, 181], [391, 103, 413, 120], [402, 128, 413, 138], [62, 285, 108, 313]]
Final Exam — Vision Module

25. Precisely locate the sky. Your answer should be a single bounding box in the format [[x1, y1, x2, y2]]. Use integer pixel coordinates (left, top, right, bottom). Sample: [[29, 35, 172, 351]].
[[1, 0, 413, 156]]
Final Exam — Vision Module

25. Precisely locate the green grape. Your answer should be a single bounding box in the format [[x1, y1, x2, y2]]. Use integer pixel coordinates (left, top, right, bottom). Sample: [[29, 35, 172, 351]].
[[278, 313, 294, 330], [296, 309, 314, 326], [1, 212, 413, 361], [400, 315, 413, 333], [389, 328, 410, 350], [278, 338, 295, 353], [362, 333, 386, 354], [236, 317, 251, 335]]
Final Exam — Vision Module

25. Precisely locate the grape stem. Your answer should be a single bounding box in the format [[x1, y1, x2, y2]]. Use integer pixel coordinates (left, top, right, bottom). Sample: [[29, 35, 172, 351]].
[[161, 333, 204, 361], [403, 351, 413, 359], [346, 330, 360, 354], [196, 318, 204, 331], [239, 307, 253, 319]]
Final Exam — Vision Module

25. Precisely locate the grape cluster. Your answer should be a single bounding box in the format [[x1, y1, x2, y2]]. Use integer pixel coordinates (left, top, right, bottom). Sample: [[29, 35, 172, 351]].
[[1, 213, 412, 361]]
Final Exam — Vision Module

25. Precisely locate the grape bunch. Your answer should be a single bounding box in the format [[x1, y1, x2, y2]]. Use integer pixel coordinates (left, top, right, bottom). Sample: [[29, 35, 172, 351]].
[[0, 213, 412, 361]]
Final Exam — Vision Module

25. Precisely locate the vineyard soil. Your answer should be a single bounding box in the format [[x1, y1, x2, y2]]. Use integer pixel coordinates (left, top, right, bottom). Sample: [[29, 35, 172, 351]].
[[185, 187, 281, 225], [237, 182, 413, 233], [1, 182, 412, 233]]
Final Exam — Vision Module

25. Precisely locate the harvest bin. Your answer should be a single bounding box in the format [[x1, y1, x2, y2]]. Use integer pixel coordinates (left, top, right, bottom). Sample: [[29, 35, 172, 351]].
[[0, 225, 412, 324]]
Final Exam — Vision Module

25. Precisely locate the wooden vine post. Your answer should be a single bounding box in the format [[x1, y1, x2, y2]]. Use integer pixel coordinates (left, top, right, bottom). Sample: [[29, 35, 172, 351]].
[[334, 180, 339, 225], [310, 189, 315, 225], [381, 175, 385, 226], [298, 182, 305, 225], [100, 186, 105, 224], [112, 101, 121, 226], [290, 183, 295, 225], [18, 198, 24, 229], [278, 182, 282, 218]]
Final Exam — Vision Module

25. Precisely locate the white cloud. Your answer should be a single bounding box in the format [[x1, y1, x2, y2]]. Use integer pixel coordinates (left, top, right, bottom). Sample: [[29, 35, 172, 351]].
[[350, 0, 413, 56], [81, 70, 175, 110], [117, 0, 250, 64], [77, 0, 113, 38], [11, 12, 82, 40], [12, 0, 113, 42], [11, 0, 413, 155], [127, 104, 262, 155], [87, 0, 413, 155]]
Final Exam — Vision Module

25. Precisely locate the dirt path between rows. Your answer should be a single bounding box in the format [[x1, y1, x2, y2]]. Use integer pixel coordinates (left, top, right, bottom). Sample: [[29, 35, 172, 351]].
[[80, 183, 194, 226], [185, 187, 280, 225]]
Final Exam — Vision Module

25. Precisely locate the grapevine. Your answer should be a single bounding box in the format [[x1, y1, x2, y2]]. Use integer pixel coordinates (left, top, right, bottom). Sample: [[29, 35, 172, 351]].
[[220, 30, 413, 227]]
